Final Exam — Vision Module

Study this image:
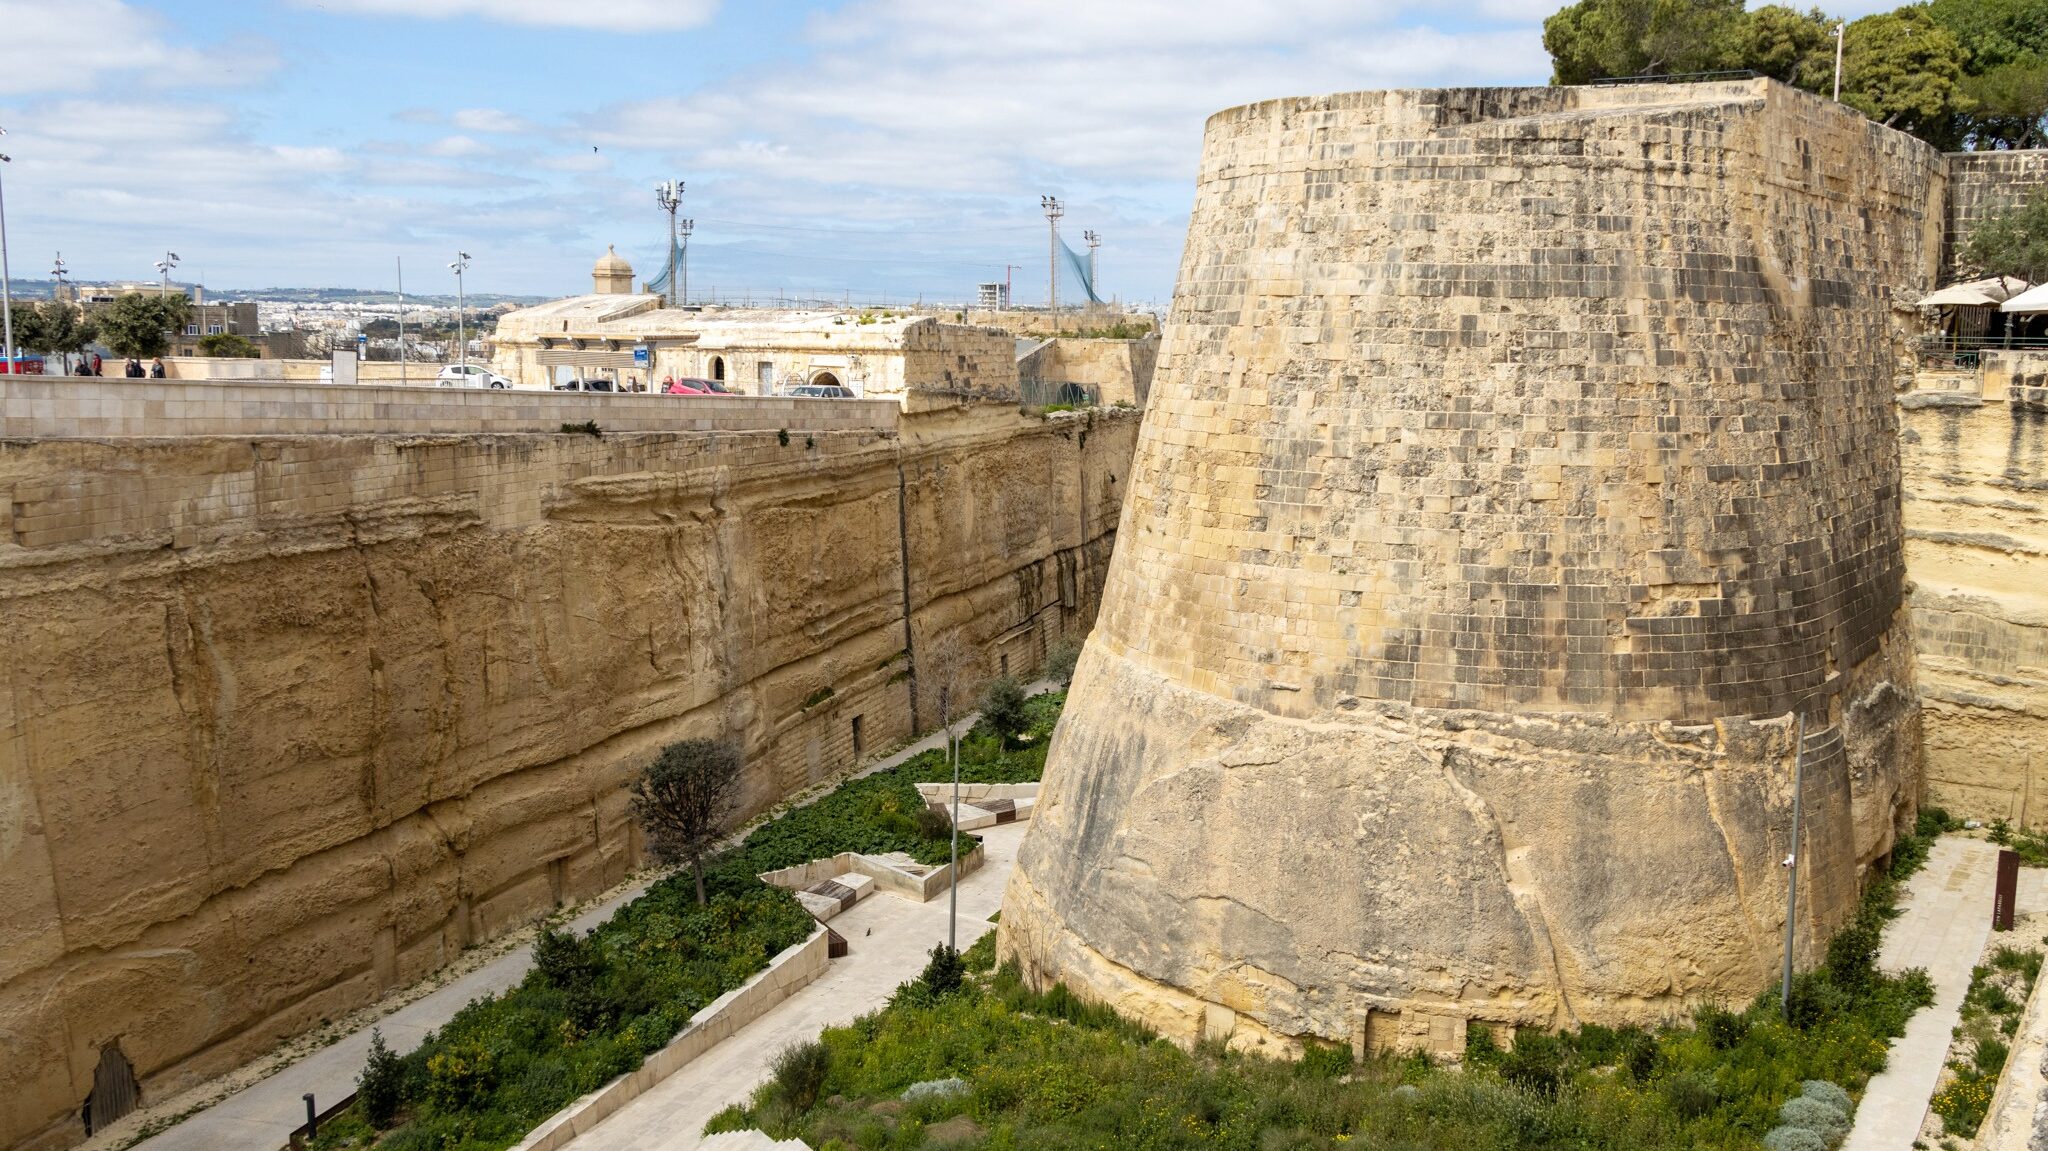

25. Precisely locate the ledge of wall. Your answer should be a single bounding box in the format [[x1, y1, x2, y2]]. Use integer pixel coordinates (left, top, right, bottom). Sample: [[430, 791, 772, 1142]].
[[0, 378, 899, 438]]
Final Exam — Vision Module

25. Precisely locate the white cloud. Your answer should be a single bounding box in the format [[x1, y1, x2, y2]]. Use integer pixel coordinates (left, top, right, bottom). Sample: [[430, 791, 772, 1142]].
[[304, 0, 720, 31], [452, 108, 539, 135], [0, 0, 277, 95], [427, 135, 492, 158]]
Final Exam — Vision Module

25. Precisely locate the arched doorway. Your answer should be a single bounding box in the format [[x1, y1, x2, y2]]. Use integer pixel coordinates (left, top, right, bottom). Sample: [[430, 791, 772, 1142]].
[[710, 356, 725, 382], [810, 370, 841, 388]]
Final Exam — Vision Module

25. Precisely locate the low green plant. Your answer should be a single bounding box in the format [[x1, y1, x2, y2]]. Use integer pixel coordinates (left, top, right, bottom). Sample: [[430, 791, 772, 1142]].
[[770, 1040, 833, 1111], [357, 1028, 404, 1127], [977, 676, 1028, 747], [559, 420, 601, 437], [1937, 942, 2041, 1136]]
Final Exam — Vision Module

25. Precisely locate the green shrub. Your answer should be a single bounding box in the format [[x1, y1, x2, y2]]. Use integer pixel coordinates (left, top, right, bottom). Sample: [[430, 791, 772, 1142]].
[[770, 1040, 833, 1112], [357, 1028, 404, 1127], [1696, 1003, 1750, 1049], [532, 927, 600, 989], [978, 676, 1029, 746], [1498, 1029, 1567, 1097], [1763, 1128, 1829, 1151], [1043, 638, 1081, 687], [1663, 1072, 1720, 1120], [1464, 1021, 1503, 1066], [1825, 912, 1883, 989], [918, 943, 965, 996], [913, 802, 952, 840], [1778, 1094, 1848, 1139], [1801, 1079, 1852, 1114], [1297, 1038, 1354, 1079], [559, 420, 601, 437], [961, 928, 998, 973]]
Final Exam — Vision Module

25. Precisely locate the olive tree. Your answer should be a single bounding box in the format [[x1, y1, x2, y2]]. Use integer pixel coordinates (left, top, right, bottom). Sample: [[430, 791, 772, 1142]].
[[629, 738, 743, 905]]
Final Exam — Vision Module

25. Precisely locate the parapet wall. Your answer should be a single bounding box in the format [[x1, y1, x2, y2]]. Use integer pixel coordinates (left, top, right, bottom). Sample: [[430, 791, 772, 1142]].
[[1945, 150, 2048, 275], [1003, 80, 1936, 1052], [0, 404, 1137, 1151], [1898, 356, 2048, 825]]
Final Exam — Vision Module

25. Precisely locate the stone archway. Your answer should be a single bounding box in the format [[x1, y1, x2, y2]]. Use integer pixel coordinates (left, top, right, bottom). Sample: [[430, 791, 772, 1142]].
[[810, 370, 841, 388], [711, 356, 725, 382]]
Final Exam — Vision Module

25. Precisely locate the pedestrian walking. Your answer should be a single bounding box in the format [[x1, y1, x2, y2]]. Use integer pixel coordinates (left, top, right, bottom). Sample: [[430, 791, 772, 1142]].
[[124, 358, 144, 378], [149, 358, 166, 379], [91, 353, 103, 376]]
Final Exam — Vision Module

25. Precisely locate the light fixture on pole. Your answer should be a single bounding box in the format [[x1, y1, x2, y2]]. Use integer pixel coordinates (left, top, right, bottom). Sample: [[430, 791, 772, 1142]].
[[155, 251, 179, 299], [1041, 195, 1063, 316], [655, 180, 683, 307], [1831, 23, 1845, 103], [1084, 230, 1100, 302], [0, 129, 15, 374], [49, 251, 65, 288], [449, 251, 470, 373], [678, 216, 693, 307], [397, 256, 407, 387]]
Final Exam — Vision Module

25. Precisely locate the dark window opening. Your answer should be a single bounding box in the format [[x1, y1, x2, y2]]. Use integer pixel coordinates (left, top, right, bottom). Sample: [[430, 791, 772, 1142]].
[[851, 715, 864, 763]]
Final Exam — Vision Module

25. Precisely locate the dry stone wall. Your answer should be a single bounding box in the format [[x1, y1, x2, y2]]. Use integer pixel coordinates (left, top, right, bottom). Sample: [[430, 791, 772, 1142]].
[[1899, 355, 2048, 825], [0, 405, 1137, 1151], [1002, 80, 1936, 1054]]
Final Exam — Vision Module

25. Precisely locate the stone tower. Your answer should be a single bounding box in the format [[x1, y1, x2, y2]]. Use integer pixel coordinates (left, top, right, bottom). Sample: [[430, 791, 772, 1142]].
[[593, 244, 635, 295], [1000, 80, 1936, 1053]]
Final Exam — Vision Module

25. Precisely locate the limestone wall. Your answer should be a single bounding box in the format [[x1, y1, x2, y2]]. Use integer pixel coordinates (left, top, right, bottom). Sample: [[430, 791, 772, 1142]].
[[1899, 360, 2048, 825], [0, 405, 1138, 1151], [1018, 336, 1160, 407], [1003, 80, 1937, 1054], [1945, 150, 2048, 276]]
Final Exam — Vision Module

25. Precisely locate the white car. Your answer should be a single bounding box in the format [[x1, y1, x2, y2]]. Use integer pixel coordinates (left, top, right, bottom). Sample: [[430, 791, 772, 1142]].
[[438, 364, 512, 389]]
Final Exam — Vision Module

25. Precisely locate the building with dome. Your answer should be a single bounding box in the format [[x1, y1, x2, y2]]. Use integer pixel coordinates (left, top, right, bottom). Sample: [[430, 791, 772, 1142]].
[[489, 247, 1019, 409]]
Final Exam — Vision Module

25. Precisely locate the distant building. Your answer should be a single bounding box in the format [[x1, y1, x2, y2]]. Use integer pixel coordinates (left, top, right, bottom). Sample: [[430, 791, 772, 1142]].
[[489, 248, 1019, 408], [59, 281, 285, 357], [977, 282, 1010, 309]]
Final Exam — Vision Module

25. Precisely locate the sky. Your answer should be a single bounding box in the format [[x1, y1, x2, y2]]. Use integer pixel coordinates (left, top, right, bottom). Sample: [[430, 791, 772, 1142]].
[[0, 0, 1907, 307]]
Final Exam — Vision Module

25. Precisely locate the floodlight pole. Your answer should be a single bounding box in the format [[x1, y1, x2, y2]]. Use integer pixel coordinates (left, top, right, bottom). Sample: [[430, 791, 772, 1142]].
[[1041, 195, 1063, 316], [49, 252, 65, 371], [1780, 712, 1808, 1021], [679, 217, 693, 307], [0, 133, 14, 374], [450, 251, 470, 373], [156, 250, 179, 299], [1085, 230, 1100, 302]]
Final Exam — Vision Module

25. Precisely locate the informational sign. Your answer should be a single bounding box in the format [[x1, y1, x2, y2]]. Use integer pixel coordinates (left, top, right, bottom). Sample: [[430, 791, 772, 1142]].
[[633, 345, 650, 367], [330, 349, 358, 387]]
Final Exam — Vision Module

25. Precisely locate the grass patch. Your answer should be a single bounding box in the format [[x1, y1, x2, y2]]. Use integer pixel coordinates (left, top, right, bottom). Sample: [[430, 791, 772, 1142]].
[[711, 802, 1946, 1151], [317, 694, 1065, 1149], [1933, 940, 2042, 1137]]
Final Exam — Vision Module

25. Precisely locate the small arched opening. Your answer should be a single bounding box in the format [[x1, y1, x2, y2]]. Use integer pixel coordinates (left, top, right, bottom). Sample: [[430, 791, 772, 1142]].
[[810, 370, 841, 388], [83, 1044, 141, 1135], [710, 356, 725, 382]]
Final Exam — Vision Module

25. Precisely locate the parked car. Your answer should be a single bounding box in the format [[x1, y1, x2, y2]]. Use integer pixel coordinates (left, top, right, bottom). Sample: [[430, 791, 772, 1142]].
[[439, 363, 512, 389], [553, 378, 616, 392], [665, 377, 733, 395], [788, 383, 854, 399]]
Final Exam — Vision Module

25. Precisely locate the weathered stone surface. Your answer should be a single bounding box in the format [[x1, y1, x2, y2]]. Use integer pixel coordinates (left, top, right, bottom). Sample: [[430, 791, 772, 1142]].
[[1899, 351, 2048, 826], [0, 405, 1136, 1151], [1002, 80, 1931, 1051]]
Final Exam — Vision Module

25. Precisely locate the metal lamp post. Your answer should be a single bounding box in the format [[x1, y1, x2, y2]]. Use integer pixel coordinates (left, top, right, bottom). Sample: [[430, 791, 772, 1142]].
[[678, 217, 693, 307], [0, 130, 15, 374], [50, 253, 68, 372], [1084, 230, 1100, 302], [1831, 23, 1845, 103], [155, 251, 179, 298], [655, 180, 682, 307], [449, 251, 470, 373], [1779, 713, 1808, 1021], [1041, 195, 1063, 316]]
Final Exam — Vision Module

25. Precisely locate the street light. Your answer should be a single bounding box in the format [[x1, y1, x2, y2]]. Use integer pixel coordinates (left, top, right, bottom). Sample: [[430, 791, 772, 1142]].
[[655, 180, 682, 307], [679, 216, 693, 307], [1831, 23, 1845, 103], [1041, 195, 1063, 315], [0, 128, 14, 375], [155, 251, 180, 298], [449, 251, 470, 374]]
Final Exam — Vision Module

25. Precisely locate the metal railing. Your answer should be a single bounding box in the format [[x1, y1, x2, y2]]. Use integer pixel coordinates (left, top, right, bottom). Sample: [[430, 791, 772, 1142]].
[[1589, 69, 1760, 87]]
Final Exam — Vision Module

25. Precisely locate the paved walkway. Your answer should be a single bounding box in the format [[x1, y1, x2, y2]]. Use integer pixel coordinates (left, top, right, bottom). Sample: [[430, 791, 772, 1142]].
[[123, 700, 1026, 1151], [1843, 836, 2000, 1151], [563, 821, 1026, 1151]]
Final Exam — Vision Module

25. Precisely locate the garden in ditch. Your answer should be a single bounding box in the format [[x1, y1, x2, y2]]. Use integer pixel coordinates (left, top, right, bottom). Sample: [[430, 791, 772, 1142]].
[[705, 811, 1957, 1151], [306, 685, 1066, 1151]]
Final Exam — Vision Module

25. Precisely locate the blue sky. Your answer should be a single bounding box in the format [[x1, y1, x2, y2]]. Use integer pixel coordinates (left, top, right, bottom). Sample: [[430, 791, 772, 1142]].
[[2, 0, 1903, 306]]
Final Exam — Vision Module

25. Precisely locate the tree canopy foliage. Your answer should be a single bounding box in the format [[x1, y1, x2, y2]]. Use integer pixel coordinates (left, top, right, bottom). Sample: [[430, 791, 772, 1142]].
[[95, 294, 190, 358], [198, 332, 259, 358], [1543, 0, 2048, 150], [13, 300, 97, 357], [1962, 190, 2048, 279]]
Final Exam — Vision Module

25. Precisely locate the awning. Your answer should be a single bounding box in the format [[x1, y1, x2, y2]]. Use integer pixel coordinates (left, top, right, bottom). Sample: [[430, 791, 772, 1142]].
[[1924, 276, 2031, 307], [2002, 282, 2048, 313]]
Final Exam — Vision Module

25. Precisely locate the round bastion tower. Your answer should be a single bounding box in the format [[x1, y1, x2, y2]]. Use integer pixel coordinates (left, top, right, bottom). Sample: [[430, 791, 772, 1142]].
[[999, 79, 1934, 1055]]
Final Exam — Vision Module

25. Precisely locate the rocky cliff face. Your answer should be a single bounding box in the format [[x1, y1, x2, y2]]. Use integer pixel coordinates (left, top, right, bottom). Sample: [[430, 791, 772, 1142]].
[[1001, 80, 1934, 1054], [0, 406, 1136, 1151]]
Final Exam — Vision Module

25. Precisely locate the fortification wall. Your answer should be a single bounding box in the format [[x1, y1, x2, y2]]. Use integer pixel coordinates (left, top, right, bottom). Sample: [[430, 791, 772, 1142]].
[[1899, 356, 2048, 826], [1002, 80, 1938, 1053], [0, 405, 1139, 1151], [1018, 336, 1160, 407], [1945, 150, 2048, 275]]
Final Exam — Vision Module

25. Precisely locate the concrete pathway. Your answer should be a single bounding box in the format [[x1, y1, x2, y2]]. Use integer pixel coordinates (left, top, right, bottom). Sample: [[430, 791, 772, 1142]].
[[1843, 836, 2000, 1151], [563, 821, 1027, 1151], [1975, 868, 2048, 1151], [121, 698, 1034, 1151]]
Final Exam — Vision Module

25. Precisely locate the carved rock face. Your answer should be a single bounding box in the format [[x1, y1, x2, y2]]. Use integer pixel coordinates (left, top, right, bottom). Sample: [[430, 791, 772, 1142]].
[[1000, 80, 1933, 1052]]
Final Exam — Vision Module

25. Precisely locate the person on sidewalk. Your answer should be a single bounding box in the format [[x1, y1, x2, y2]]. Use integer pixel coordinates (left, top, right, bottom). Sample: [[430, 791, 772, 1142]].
[[149, 358, 167, 379], [124, 358, 145, 378]]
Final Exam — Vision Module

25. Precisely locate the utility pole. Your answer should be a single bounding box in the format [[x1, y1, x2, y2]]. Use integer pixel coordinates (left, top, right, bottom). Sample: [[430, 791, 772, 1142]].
[[1831, 23, 1845, 102], [655, 180, 682, 307], [156, 251, 179, 299], [679, 216, 693, 307], [1780, 713, 1808, 1021], [1041, 195, 1063, 316], [449, 251, 470, 373], [0, 130, 14, 374], [1005, 264, 1020, 309], [396, 256, 407, 387], [1084, 230, 1100, 302]]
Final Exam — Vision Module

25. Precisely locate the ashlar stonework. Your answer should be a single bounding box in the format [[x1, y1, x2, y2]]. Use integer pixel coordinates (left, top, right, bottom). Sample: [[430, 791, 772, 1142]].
[[1000, 80, 1933, 1053]]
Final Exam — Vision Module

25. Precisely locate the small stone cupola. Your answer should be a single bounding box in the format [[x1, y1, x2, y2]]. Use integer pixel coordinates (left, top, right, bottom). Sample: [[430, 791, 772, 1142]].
[[592, 245, 635, 295]]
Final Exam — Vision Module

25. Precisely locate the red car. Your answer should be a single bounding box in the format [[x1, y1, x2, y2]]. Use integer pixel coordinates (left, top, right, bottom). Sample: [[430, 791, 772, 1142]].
[[665, 377, 732, 395]]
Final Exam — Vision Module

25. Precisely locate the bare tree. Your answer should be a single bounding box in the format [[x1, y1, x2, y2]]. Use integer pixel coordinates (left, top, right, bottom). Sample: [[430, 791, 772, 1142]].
[[914, 627, 977, 951], [630, 738, 744, 905]]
